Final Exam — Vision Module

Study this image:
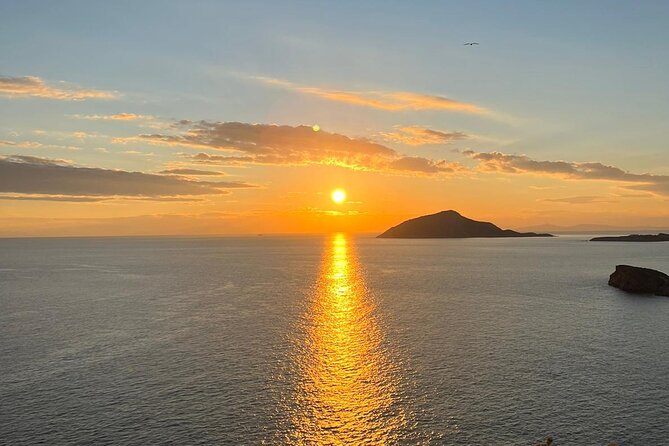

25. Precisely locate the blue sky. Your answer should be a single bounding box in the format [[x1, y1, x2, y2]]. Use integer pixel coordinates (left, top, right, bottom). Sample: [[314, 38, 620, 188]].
[[1, 1, 668, 235]]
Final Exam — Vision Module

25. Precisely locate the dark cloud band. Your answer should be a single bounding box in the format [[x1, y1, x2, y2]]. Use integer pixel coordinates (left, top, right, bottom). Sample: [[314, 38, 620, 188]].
[[0, 155, 254, 198]]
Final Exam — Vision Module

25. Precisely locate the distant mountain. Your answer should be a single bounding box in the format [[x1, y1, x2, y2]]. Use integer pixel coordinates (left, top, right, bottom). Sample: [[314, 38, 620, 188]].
[[591, 233, 669, 242], [377, 210, 554, 239]]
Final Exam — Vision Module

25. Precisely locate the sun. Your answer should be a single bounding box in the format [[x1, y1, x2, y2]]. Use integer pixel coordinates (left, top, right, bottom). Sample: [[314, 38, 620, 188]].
[[331, 188, 346, 204]]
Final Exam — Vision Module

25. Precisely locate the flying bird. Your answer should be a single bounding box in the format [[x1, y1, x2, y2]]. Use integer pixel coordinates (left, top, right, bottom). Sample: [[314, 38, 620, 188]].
[[464, 42, 479, 46]]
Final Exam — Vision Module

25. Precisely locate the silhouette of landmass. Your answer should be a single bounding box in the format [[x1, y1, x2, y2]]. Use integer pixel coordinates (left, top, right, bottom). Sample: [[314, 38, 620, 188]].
[[591, 233, 669, 242], [377, 210, 554, 239]]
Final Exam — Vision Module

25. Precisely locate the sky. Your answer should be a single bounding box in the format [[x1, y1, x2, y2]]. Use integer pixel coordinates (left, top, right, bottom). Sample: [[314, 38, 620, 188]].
[[1, 0, 669, 236]]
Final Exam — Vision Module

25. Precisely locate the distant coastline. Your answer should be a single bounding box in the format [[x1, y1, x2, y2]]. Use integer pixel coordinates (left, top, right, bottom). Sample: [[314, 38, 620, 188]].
[[591, 233, 669, 242], [518, 225, 669, 235]]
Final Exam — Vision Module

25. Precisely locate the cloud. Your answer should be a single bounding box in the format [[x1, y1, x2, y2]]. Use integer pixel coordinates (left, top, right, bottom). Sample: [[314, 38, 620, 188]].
[[464, 150, 669, 197], [70, 113, 169, 130], [0, 138, 84, 152], [0, 154, 255, 198], [0, 75, 116, 100], [121, 196, 205, 202], [128, 121, 462, 176], [286, 207, 364, 217], [71, 113, 149, 121], [117, 120, 669, 191], [0, 140, 44, 149], [3, 154, 71, 166], [0, 194, 109, 202], [541, 196, 618, 204], [159, 168, 224, 176], [388, 156, 459, 174], [380, 126, 468, 146], [0, 193, 202, 203], [612, 192, 655, 199], [252, 76, 488, 113], [184, 153, 255, 166], [122, 150, 155, 156]]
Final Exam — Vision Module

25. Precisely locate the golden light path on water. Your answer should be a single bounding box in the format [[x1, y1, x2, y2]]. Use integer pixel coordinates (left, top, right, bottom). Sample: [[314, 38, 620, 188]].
[[286, 233, 409, 445]]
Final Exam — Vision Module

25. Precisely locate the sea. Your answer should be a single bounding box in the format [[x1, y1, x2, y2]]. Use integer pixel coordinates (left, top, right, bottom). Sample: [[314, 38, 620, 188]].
[[1, 234, 667, 445]]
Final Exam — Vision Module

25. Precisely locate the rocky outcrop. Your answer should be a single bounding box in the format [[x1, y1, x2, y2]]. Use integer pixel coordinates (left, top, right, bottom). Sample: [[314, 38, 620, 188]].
[[591, 233, 669, 242], [608, 265, 669, 296], [377, 210, 554, 239]]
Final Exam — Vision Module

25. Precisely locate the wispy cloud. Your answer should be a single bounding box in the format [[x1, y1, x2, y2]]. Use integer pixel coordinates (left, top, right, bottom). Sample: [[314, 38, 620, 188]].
[[380, 126, 468, 146], [541, 195, 618, 204], [252, 76, 488, 114], [0, 154, 255, 199], [0, 75, 117, 100], [464, 150, 669, 197], [121, 150, 155, 157], [159, 168, 225, 176], [71, 113, 149, 121], [70, 113, 170, 130], [122, 121, 463, 176], [180, 153, 255, 167], [0, 194, 110, 202], [2, 154, 71, 166], [4, 130, 124, 153], [0, 139, 45, 149], [387, 156, 460, 173]]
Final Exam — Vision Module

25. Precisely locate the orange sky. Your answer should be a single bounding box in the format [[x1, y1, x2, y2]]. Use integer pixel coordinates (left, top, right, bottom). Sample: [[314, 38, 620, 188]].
[[2, 3, 669, 236], [1, 155, 667, 237]]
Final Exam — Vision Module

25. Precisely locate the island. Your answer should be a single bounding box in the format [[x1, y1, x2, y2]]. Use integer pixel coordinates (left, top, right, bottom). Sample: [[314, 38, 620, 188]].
[[591, 233, 669, 242], [608, 265, 669, 297], [377, 210, 554, 239]]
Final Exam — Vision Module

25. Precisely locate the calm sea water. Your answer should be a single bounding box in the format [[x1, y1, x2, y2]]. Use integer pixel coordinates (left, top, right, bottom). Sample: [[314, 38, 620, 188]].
[[1, 235, 668, 445]]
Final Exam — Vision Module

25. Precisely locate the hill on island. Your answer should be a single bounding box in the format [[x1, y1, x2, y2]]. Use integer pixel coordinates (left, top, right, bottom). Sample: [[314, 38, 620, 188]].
[[377, 210, 554, 239]]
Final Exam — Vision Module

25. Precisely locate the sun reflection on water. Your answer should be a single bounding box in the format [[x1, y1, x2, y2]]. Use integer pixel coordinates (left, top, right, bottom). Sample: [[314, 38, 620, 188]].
[[287, 233, 408, 445]]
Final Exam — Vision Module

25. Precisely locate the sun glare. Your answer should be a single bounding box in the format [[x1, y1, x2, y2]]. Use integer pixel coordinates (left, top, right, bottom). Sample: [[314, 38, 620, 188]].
[[331, 189, 346, 204]]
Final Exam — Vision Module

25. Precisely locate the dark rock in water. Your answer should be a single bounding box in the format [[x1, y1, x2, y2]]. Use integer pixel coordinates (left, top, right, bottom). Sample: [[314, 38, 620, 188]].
[[591, 233, 669, 242], [377, 210, 554, 239], [608, 265, 669, 296], [533, 436, 553, 446]]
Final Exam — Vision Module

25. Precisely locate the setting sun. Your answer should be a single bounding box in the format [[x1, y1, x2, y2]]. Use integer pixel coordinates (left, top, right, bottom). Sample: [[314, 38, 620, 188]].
[[331, 188, 346, 204]]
